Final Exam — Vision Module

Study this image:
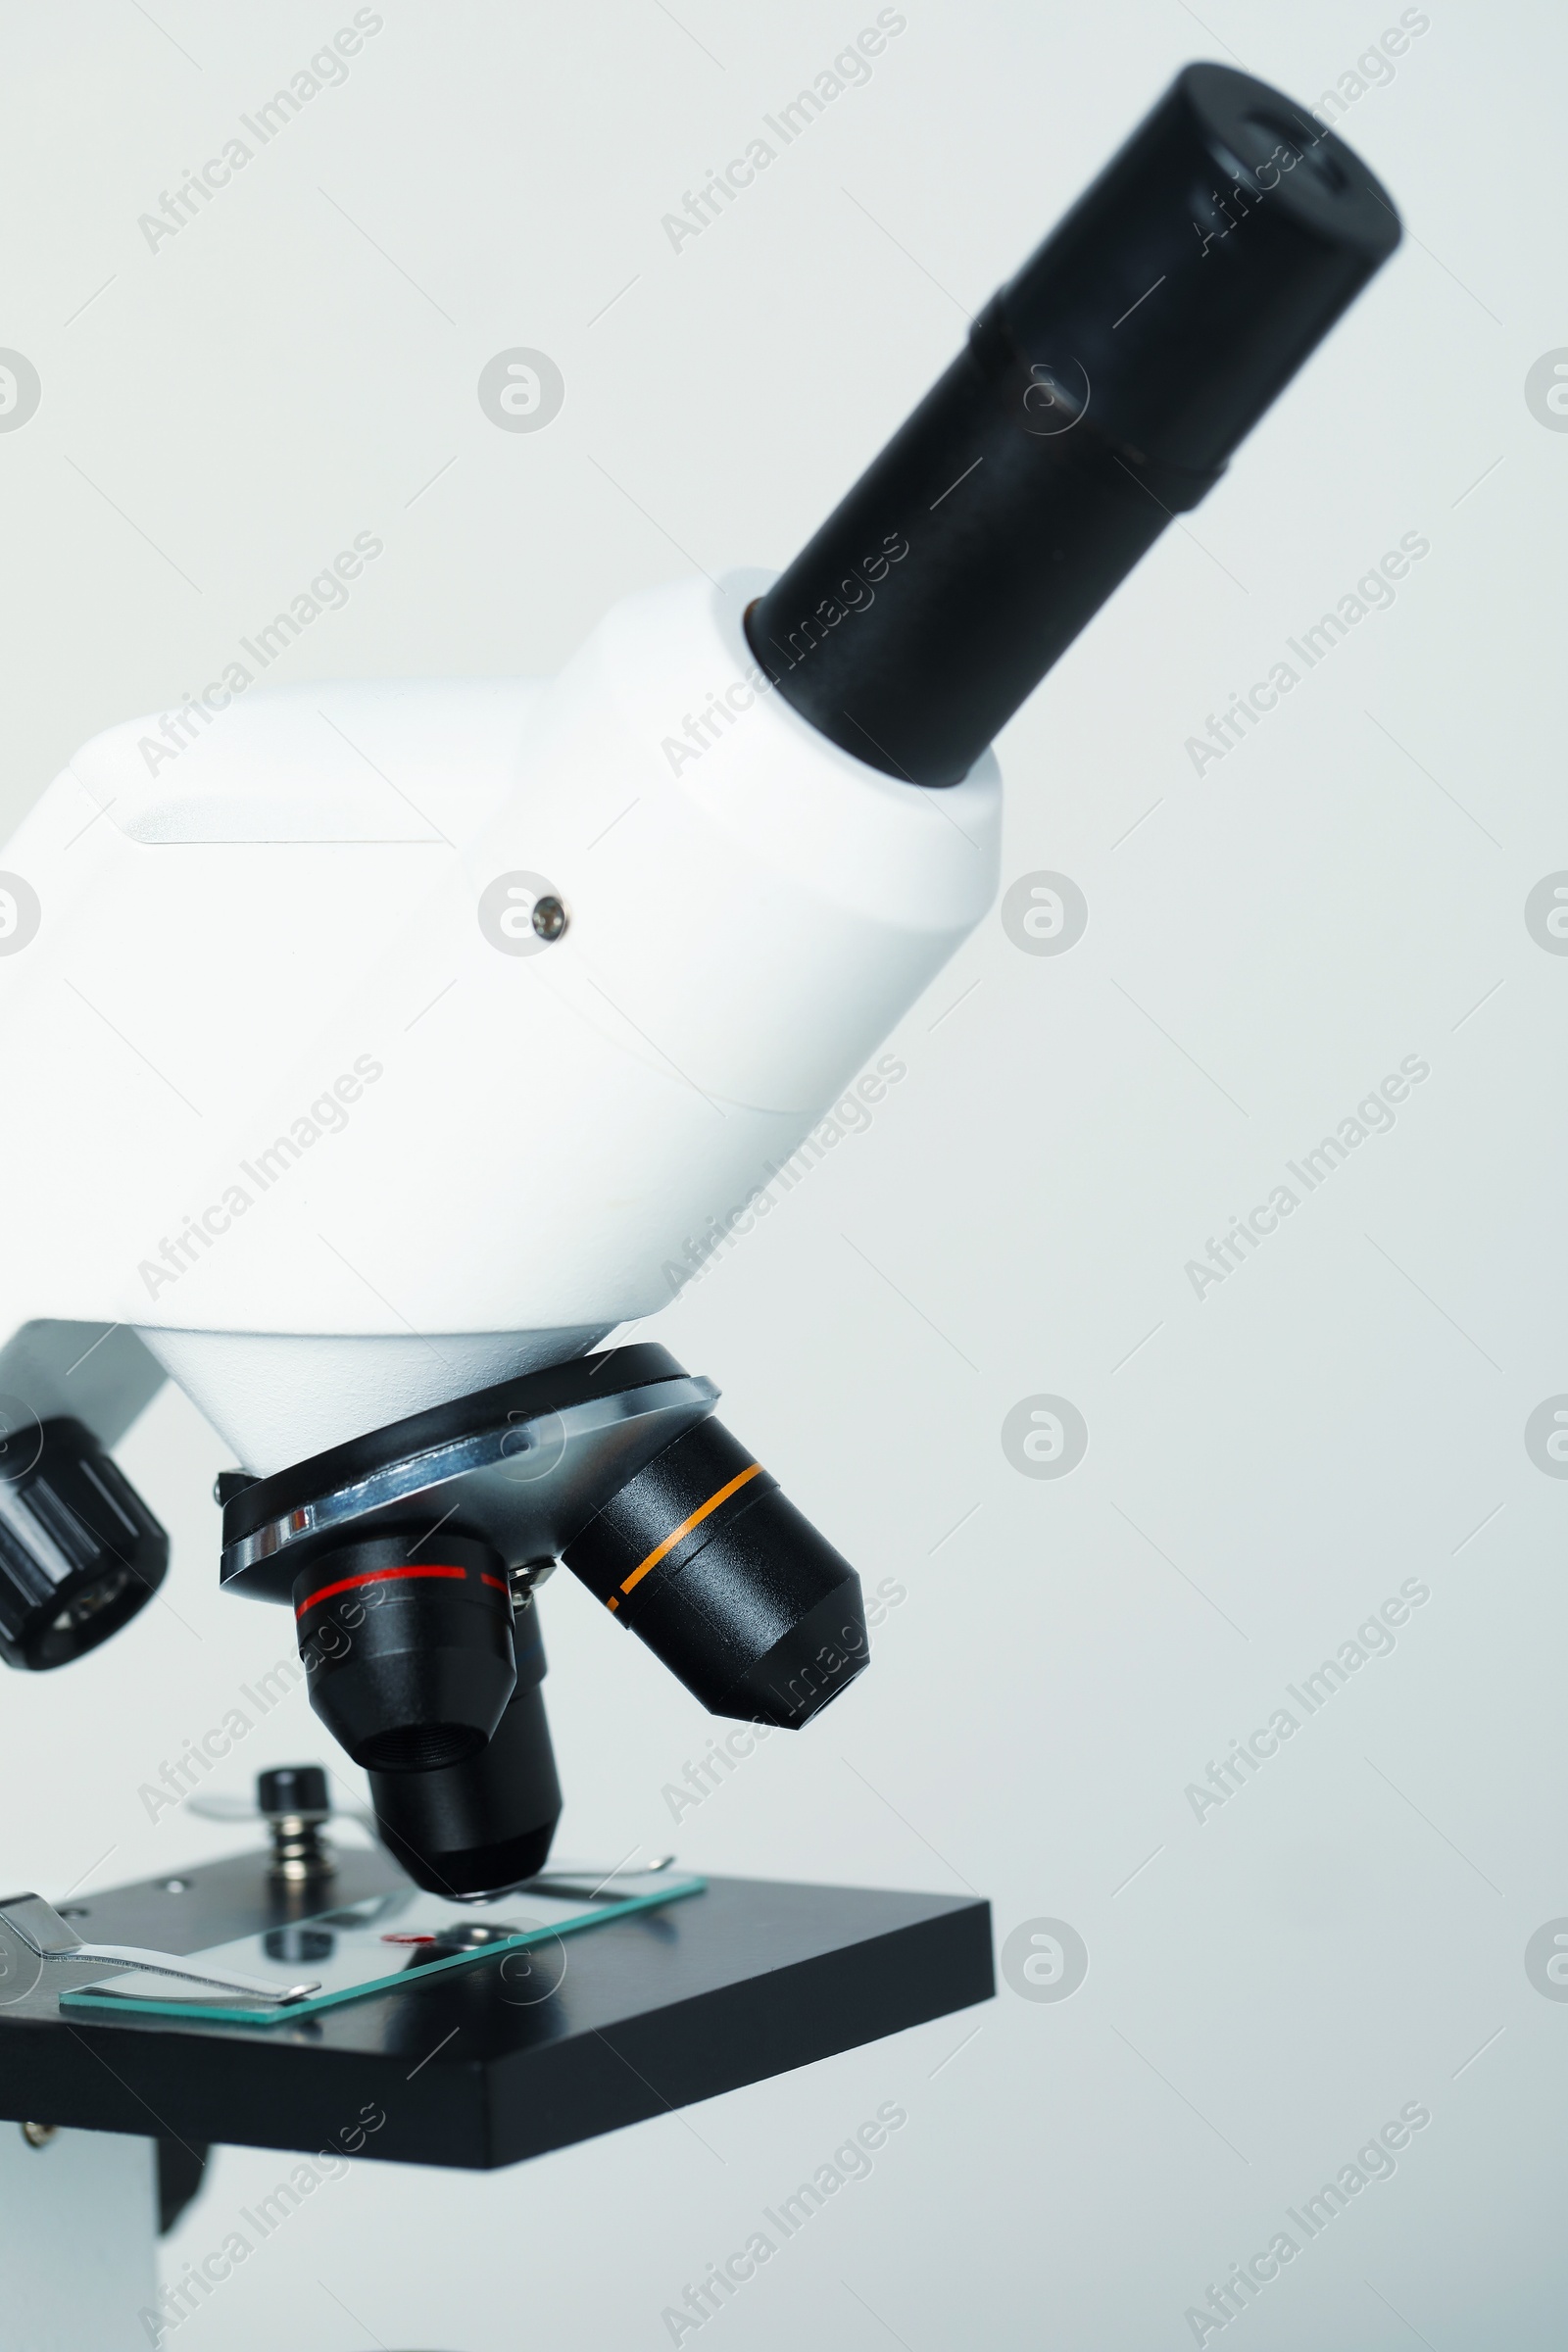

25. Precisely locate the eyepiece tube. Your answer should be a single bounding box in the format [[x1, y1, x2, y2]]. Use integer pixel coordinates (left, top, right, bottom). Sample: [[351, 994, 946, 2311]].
[[745, 63, 1402, 787]]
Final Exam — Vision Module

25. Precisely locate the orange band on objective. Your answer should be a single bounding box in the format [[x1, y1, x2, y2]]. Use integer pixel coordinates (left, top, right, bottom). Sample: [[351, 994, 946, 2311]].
[[617, 1462, 761, 1598]]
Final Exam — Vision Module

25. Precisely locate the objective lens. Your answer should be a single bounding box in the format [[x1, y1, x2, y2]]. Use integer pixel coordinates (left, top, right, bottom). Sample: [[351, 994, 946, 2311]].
[[293, 1532, 515, 1774], [367, 1608, 563, 1897], [564, 1415, 868, 1728]]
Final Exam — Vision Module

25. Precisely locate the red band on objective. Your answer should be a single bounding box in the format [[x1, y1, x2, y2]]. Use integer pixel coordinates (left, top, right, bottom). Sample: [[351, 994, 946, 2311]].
[[295, 1563, 471, 1620]]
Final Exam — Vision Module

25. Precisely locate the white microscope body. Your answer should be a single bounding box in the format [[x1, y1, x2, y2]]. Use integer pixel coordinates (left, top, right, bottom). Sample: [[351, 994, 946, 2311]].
[[0, 573, 997, 1475]]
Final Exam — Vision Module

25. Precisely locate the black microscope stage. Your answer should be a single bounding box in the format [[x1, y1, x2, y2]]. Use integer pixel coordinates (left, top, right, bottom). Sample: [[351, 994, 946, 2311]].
[[0, 1845, 993, 2171]]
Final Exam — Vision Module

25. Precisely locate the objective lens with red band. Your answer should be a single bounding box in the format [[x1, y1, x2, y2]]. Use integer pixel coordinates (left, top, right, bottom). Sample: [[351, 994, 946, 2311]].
[[292, 1533, 515, 1776], [295, 1561, 509, 1619]]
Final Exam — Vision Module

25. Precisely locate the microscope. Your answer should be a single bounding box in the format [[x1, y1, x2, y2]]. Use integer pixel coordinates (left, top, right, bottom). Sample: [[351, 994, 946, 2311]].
[[0, 66, 1399, 1907]]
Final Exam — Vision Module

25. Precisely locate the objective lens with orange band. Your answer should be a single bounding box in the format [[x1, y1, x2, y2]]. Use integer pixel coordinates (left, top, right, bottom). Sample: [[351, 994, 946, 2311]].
[[564, 1413, 868, 1728]]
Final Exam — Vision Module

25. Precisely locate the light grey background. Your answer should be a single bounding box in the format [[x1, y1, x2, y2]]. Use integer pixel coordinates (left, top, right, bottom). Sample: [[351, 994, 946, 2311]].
[[1, 1, 1563, 2344]]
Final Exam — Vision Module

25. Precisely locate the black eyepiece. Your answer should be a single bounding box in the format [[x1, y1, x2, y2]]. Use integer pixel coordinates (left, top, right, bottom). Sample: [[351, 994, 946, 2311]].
[[746, 62, 1402, 787], [564, 1416, 867, 1728]]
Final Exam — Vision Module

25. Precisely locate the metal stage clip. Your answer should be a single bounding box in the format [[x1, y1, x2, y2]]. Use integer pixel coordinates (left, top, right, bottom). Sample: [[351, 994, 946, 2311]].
[[0, 1893, 319, 2003]]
